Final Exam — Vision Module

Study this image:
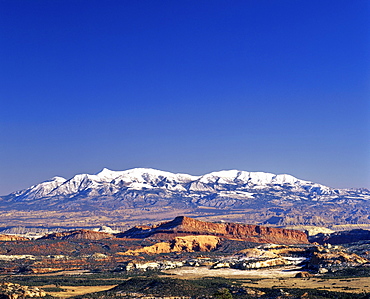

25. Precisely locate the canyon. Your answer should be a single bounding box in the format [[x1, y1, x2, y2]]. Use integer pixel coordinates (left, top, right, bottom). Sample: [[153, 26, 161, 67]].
[[0, 216, 368, 276], [0, 216, 369, 298]]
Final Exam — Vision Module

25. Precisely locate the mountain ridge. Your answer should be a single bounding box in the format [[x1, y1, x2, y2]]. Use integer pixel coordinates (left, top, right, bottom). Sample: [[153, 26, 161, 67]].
[[4, 167, 350, 201], [1, 168, 369, 228]]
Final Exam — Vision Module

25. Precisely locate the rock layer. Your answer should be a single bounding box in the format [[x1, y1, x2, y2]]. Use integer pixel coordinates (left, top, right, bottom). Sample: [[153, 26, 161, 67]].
[[118, 216, 308, 245], [121, 235, 221, 255], [0, 234, 28, 241], [40, 229, 114, 240]]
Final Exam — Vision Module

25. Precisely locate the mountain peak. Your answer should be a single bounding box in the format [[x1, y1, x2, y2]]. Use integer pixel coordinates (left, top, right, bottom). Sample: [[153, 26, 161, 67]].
[[97, 167, 113, 174], [95, 167, 117, 178], [45, 176, 66, 183], [2, 168, 369, 228], [4, 167, 355, 207]]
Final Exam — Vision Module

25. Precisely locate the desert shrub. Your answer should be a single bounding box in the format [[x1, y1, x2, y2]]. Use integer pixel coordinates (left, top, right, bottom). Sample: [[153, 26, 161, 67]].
[[214, 288, 233, 299], [42, 287, 66, 292], [9, 274, 128, 286], [322, 266, 370, 278]]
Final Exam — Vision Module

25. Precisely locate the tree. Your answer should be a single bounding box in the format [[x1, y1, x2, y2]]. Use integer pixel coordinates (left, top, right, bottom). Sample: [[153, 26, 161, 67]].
[[214, 288, 233, 299]]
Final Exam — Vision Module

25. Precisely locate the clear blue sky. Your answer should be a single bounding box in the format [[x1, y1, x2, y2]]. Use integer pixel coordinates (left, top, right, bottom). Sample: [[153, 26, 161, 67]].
[[1, 0, 369, 195]]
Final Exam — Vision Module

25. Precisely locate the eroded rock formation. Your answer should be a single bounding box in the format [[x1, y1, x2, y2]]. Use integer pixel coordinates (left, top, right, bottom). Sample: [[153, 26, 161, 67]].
[[40, 229, 114, 240], [118, 216, 308, 245], [0, 235, 28, 241], [121, 235, 220, 255], [310, 247, 368, 266], [0, 282, 46, 299]]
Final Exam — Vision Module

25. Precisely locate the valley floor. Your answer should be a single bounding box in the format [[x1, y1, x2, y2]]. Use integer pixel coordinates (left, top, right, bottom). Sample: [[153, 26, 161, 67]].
[[6, 271, 370, 298], [164, 266, 370, 294]]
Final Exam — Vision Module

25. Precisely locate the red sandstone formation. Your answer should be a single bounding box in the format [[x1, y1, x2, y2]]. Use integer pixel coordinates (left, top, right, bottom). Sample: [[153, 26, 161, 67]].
[[120, 235, 221, 255], [40, 229, 114, 240], [118, 216, 308, 245]]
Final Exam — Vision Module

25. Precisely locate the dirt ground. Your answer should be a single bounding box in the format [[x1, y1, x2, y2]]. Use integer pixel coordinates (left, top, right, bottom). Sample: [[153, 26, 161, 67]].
[[43, 285, 116, 298]]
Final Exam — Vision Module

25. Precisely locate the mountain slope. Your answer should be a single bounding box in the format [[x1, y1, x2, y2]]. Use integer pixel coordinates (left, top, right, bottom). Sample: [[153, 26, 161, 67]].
[[3, 168, 360, 203], [1, 168, 369, 227]]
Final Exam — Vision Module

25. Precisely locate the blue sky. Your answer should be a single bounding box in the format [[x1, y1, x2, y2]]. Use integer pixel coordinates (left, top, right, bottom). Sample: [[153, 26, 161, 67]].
[[1, 0, 369, 195]]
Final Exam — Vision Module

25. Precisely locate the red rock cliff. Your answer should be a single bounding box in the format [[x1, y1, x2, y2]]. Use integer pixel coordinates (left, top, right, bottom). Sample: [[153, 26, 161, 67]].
[[119, 216, 308, 244]]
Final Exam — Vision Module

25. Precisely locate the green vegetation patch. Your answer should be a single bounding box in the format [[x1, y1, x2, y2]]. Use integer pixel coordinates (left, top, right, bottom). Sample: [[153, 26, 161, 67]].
[[4, 272, 132, 286], [73, 276, 370, 299], [108, 276, 235, 297]]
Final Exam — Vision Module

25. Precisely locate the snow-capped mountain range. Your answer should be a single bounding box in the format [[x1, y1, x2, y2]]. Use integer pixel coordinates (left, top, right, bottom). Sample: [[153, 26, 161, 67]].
[[1, 168, 369, 227], [3, 168, 368, 206]]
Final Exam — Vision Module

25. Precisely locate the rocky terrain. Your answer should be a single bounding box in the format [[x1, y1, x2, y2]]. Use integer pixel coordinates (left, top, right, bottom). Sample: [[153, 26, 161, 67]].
[[0, 217, 309, 275], [121, 235, 221, 255], [1, 168, 369, 229], [0, 283, 46, 299], [310, 229, 370, 245], [40, 229, 114, 240], [0, 217, 368, 278], [0, 217, 369, 298], [0, 234, 28, 241], [119, 216, 309, 244], [116, 242, 369, 275]]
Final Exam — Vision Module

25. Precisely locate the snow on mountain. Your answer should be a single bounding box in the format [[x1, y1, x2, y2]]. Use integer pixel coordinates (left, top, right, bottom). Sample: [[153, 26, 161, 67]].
[[2, 168, 368, 228], [197, 170, 303, 186], [9, 168, 200, 200], [11, 176, 67, 201], [6, 168, 341, 203]]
